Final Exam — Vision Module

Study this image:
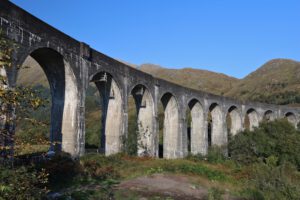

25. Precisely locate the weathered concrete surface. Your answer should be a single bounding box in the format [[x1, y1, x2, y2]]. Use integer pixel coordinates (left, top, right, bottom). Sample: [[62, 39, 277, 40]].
[[189, 100, 206, 155], [161, 93, 180, 159], [132, 85, 155, 156], [228, 106, 243, 136], [0, 0, 299, 158]]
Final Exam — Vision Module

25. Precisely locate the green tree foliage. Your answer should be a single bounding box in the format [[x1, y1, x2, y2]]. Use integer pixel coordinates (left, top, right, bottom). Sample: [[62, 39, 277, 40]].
[[38, 152, 82, 186], [250, 157, 300, 200], [0, 165, 48, 200], [252, 91, 300, 105], [0, 31, 50, 199], [0, 31, 48, 156], [15, 85, 50, 145], [229, 119, 300, 169]]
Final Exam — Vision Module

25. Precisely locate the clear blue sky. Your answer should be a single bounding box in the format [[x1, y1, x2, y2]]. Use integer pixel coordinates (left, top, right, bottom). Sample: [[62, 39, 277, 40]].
[[11, 0, 300, 78]]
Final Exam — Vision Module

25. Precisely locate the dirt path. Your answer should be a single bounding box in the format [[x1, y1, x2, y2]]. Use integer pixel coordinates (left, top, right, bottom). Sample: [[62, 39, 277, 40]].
[[116, 174, 234, 200], [56, 173, 239, 199]]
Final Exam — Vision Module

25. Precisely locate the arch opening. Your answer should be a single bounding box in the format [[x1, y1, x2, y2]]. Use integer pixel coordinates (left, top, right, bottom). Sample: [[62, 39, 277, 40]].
[[84, 81, 102, 153], [207, 112, 212, 147], [226, 106, 242, 137], [90, 72, 123, 155], [263, 110, 275, 122], [245, 108, 259, 131], [158, 101, 164, 158], [285, 112, 297, 128], [187, 99, 205, 155], [15, 55, 51, 156], [208, 103, 226, 147], [159, 93, 179, 159], [15, 48, 79, 156], [127, 84, 155, 156]]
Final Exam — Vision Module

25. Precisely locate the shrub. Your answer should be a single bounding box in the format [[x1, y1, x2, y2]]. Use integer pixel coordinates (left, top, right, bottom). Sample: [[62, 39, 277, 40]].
[[206, 146, 227, 164], [38, 152, 83, 186], [0, 165, 48, 200], [229, 119, 300, 169], [80, 153, 121, 181], [250, 157, 300, 200]]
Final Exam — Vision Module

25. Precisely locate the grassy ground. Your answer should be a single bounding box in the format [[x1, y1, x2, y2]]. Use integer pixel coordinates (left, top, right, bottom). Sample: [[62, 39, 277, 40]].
[[14, 144, 49, 156], [50, 153, 254, 200], [9, 120, 300, 199]]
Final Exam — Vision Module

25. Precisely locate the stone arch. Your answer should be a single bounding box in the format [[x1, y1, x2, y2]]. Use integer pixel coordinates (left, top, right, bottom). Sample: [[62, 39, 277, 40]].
[[90, 71, 123, 155], [285, 112, 297, 128], [130, 84, 155, 156], [187, 99, 206, 155], [160, 92, 179, 159], [209, 103, 226, 146], [227, 106, 242, 136], [263, 110, 275, 121], [16, 47, 79, 156], [245, 108, 259, 131]]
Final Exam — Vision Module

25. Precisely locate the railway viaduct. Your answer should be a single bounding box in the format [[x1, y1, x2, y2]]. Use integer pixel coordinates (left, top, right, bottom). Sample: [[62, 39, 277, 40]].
[[0, 0, 299, 158]]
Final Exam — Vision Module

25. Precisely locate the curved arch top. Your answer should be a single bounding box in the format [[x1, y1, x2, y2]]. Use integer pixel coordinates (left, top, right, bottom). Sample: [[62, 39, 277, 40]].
[[209, 103, 227, 147], [15, 47, 81, 156], [227, 106, 243, 136], [160, 92, 181, 158], [90, 71, 124, 155], [285, 112, 298, 128], [130, 84, 156, 156], [160, 92, 179, 109], [263, 110, 275, 121], [246, 108, 259, 131], [187, 99, 206, 155]]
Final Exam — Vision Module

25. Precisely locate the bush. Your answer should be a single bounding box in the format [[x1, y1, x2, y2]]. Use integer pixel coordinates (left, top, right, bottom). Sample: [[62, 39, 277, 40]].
[[38, 152, 83, 186], [206, 146, 227, 164], [229, 119, 300, 168], [249, 157, 300, 200], [0, 165, 48, 200], [80, 153, 121, 181]]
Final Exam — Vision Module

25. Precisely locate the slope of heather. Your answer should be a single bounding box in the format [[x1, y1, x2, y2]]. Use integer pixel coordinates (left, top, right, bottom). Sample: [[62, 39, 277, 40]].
[[139, 64, 238, 96], [17, 57, 300, 106], [17, 56, 49, 87], [225, 59, 300, 105]]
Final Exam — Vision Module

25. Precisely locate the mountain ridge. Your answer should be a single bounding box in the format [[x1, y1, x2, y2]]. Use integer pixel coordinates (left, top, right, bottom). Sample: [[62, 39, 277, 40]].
[[18, 56, 300, 105], [225, 58, 300, 105]]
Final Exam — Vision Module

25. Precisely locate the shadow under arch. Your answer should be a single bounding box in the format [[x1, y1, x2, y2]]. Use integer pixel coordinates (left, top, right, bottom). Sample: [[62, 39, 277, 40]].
[[263, 110, 275, 121], [130, 84, 155, 156], [160, 92, 179, 159], [17, 47, 79, 155], [285, 112, 297, 128], [187, 98, 206, 155], [90, 71, 123, 155]]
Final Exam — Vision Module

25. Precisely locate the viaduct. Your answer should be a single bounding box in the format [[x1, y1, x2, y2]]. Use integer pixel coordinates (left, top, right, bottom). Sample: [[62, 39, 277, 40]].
[[0, 0, 299, 158]]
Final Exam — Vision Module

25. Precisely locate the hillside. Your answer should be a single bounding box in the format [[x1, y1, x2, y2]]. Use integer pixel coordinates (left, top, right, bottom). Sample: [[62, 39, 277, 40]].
[[17, 56, 49, 87], [225, 59, 300, 105], [17, 56, 300, 106], [18, 57, 239, 96], [139, 64, 238, 96], [12, 57, 300, 200]]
